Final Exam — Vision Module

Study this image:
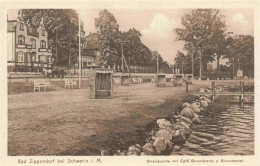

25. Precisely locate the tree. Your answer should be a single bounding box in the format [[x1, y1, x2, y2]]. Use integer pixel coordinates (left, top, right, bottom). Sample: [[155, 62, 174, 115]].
[[226, 35, 254, 78], [95, 9, 121, 67], [175, 9, 228, 76], [174, 50, 192, 74], [22, 9, 85, 66]]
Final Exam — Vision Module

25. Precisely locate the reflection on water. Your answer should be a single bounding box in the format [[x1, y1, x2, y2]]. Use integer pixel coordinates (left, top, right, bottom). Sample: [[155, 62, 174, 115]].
[[171, 101, 254, 155]]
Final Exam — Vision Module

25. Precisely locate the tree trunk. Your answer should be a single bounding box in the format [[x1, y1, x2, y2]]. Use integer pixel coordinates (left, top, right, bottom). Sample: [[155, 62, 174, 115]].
[[216, 55, 220, 77]]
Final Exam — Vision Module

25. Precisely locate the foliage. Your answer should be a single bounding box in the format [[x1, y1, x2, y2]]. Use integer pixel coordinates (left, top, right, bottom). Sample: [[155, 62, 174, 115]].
[[22, 9, 85, 66], [175, 9, 228, 74], [95, 9, 170, 70], [225, 35, 254, 77]]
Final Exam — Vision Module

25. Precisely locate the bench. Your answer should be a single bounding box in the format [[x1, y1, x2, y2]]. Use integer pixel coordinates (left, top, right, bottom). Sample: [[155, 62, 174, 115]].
[[65, 79, 77, 89], [34, 80, 51, 92]]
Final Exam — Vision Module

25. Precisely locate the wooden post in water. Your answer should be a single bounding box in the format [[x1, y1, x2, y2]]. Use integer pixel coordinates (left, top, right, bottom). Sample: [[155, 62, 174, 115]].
[[241, 82, 244, 104], [186, 81, 189, 93], [239, 81, 242, 103], [212, 81, 215, 101]]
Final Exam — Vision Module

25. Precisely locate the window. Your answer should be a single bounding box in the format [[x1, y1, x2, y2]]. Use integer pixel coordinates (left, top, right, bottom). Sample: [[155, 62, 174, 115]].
[[20, 22, 24, 31], [40, 56, 46, 62], [18, 52, 24, 62], [18, 35, 25, 45], [30, 38, 36, 49], [40, 40, 46, 48], [48, 56, 52, 63], [41, 29, 45, 36], [29, 28, 32, 32], [27, 53, 31, 62], [32, 54, 36, 62]]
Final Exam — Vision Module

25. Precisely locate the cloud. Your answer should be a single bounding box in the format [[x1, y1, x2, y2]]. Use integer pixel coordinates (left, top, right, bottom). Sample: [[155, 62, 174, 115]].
[[232, 13, 249, 25], [140, 14, 181, 64], [141, 13, 177, 38]]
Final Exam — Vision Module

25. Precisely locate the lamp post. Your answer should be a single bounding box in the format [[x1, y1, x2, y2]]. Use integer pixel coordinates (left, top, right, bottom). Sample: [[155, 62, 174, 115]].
[[78, 16, 81, 89], [121, 41, 126, 74], [191, 45, 194, 78], [156, 51, 159, 74]]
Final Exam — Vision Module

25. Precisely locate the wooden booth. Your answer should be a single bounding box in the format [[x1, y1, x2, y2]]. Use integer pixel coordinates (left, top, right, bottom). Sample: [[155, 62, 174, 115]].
[[156, 74, 166, 87], [121, 74, 130, 86], [173, 74, 184, 86], [185, 74, 193, 85], [89, 69, 113, 99]]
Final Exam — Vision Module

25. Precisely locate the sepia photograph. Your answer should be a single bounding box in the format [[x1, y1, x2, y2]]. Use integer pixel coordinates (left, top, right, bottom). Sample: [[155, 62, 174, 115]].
[[5, 2, 256, 162]]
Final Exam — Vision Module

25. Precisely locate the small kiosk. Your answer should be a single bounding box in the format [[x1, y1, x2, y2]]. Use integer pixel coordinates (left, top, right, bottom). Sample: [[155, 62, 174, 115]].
[[89, 68, 113, 99], [173, 74, 184, 86], [156, 74, 166, 87], [121, 74, 130, 86]]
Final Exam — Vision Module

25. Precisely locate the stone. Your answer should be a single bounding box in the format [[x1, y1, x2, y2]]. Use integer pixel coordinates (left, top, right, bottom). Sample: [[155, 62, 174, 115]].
[[128, 145, 142, 155], [157, 119, 172, 129], [192, 117, 202, 124], [135, 144, 142, 149], [180, 116, 193, 125], [190, 105, 200, 113], [180, 107, 194, 119], [140, 152, 148, 156], [151, 136, 157, 140], [153, 137, 168, 154], [180, 128, 192, 138], [156, 129, 172, 141], [127, 151, 139, 156], [172, 130, 186, 142], [193, 113, 199, 118], [201, 100, 208, 108], [199, 88, 206, 93], [100, 149, 110, 156], [182, 102, 191, 108], [205, 98, 211, 103], [180, 121, 190, 129], [173, 145, 181, 151], [142, 143, 156, 155]]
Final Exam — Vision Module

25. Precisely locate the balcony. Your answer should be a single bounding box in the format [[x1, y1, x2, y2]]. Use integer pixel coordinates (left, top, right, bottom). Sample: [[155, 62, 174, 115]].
[[16, 44, 32, 49], [38, 48, 52, 53]]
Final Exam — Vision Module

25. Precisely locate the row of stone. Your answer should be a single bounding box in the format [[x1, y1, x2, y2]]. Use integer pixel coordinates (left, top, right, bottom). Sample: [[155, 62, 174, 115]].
[[101, 87, 216, 156]]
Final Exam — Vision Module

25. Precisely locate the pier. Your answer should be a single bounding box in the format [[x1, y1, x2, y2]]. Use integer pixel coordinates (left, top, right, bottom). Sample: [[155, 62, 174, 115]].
[[186, 80, 254, 104]]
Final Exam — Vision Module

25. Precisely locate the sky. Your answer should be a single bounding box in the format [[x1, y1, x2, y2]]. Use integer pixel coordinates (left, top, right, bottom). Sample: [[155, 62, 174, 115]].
[[8, 9, 254, 66]]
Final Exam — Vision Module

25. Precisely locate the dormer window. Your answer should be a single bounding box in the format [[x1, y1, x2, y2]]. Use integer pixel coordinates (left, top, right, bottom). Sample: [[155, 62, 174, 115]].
[[41, 29, 45, 36], [20, 22, 24, 31], [40, 40, 46, 48]]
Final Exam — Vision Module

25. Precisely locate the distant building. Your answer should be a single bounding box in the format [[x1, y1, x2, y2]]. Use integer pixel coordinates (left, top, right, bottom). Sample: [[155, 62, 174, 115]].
[[7, 10, 53, 72], [80, 33, 101, 69]]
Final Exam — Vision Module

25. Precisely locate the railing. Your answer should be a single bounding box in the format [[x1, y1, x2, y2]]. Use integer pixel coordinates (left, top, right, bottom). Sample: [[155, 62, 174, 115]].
[[186, 80, 254, 105], [38, 48, 52, 53]]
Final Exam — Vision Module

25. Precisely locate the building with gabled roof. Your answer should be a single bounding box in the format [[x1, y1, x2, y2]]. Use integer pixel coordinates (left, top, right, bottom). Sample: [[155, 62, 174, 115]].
[[7, 10, 53, 72]]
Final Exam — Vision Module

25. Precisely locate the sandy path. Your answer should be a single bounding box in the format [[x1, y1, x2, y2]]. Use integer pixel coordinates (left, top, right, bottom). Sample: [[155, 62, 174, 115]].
[[8, 82, 204, 155]]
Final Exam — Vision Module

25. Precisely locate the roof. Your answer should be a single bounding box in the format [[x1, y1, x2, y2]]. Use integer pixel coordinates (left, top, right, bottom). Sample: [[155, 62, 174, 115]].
[[83, 42, 101, 50], [7, 21, 16, 32], [81, 49, 96, 58], [27, 26, 38, 37]]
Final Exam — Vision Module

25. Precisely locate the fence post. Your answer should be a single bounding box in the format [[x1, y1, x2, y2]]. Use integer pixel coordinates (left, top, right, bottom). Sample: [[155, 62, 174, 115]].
[[212, 81, 215, 101], [186, 81, 189, 93]]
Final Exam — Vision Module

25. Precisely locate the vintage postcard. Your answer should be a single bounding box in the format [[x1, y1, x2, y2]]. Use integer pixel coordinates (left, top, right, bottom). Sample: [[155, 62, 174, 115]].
[[0, 0, 259, 166]]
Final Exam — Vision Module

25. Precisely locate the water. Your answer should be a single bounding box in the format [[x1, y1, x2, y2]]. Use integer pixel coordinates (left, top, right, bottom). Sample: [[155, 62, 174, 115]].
[[171, 101, 254, 155]]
